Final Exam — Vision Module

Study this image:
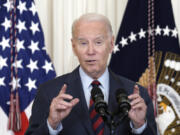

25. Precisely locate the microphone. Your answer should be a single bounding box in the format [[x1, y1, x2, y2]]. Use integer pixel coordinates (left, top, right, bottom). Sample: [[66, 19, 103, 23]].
[[91, 87, 108, 116], [116, 88, 131, 115]]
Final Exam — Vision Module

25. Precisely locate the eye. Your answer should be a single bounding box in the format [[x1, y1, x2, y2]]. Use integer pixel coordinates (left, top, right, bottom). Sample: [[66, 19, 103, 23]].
[[95, 40, 103, 46], [79, 40, 88, 46], [81, 42, 88, 46]]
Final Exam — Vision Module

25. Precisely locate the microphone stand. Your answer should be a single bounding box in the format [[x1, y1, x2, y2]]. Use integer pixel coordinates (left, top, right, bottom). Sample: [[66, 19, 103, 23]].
[[101, 112, 116, 135], [108, 116, 116, 135], [101, 111, 128, 135]]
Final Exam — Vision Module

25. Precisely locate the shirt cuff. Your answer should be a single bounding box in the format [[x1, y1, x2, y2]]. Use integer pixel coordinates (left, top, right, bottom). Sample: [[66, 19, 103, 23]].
[[47, 120, 63, 135], [130, 120, 147, 134]]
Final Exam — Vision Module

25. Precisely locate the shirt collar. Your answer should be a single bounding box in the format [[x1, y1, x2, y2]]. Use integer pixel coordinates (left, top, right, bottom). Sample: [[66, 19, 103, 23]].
[[79, 66, 109, 90]]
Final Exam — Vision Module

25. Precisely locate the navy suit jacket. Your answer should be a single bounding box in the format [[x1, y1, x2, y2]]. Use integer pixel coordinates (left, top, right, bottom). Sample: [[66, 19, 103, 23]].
[[25, 67, 157, 135]]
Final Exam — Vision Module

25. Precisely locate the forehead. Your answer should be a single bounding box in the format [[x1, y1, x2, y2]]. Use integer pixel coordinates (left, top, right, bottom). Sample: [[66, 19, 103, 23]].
[[75, 21, 108, 38]]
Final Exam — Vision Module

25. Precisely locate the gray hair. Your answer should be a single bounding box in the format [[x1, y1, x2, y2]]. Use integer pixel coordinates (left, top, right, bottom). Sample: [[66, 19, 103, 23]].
[[72, 13, 113, 38]]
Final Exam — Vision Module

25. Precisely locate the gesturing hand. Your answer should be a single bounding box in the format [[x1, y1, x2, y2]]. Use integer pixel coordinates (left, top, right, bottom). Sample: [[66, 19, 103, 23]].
[[48, 84, 79, 129], [128, 85, 147, 128]]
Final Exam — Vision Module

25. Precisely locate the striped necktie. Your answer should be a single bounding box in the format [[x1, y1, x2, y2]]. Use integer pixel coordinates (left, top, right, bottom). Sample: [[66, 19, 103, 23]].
[[89, 80, 104, 135]]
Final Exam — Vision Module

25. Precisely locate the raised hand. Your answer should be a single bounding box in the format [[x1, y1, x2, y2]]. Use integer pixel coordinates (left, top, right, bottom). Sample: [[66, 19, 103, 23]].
[[48, 84, 79, 129], [128, 85, 147, 128]]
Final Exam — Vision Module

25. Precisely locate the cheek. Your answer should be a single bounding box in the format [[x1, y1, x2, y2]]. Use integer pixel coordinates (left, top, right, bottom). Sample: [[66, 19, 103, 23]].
[[76, 52, 86, 63], [98, 51, 109, 65], [102, 48, 111, 58]]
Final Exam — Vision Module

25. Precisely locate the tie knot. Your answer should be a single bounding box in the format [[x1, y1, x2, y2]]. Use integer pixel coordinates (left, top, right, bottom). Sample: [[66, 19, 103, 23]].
[[91, 80, 100, 88]]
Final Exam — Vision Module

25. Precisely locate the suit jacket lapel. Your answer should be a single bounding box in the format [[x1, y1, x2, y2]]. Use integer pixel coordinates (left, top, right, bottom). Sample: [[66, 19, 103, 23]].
[[68, 67, 94, 135]]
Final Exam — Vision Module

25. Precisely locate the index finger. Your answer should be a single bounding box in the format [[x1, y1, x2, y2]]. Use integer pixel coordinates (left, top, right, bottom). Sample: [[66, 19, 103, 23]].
[[59, 84, 67, 95], [133, 85, 139, 94]]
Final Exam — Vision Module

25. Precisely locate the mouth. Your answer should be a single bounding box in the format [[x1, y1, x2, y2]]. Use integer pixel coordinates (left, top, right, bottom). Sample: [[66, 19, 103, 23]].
[[85, 60, 96, 64]]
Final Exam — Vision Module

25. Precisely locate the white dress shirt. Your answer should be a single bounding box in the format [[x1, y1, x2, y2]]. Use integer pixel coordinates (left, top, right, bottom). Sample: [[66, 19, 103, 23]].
[[47, 66, 146, 135], [79, 67, 109, 108]]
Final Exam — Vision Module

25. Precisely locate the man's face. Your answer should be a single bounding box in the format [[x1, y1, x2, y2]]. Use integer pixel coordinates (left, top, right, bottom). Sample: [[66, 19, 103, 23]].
[[72, 21, 114, 79]]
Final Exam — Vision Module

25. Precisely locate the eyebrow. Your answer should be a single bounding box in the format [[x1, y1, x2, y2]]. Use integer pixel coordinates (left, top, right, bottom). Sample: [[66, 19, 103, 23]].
[[76, 35, 105, 41], [94, 36, 105, 40], [76, 38, 86, 41]]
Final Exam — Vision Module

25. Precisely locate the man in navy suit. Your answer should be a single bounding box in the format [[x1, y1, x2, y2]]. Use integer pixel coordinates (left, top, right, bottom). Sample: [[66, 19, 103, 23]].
[[25, 13, 157, 135]]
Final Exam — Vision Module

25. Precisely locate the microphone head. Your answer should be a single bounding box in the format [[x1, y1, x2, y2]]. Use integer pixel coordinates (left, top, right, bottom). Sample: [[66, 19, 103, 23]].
[[91, 87, 104, 102], [91, 87, 107, 115], [116, 88, 131, 113]]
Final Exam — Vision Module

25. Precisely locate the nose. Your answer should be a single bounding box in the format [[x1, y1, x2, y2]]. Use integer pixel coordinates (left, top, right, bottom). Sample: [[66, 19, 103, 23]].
[[87, 43, 95, 55]]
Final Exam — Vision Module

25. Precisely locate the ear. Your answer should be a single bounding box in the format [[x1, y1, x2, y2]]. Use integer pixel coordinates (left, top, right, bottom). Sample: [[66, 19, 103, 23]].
[[71, 38, 77, 55], [109, 36, 115, 53]]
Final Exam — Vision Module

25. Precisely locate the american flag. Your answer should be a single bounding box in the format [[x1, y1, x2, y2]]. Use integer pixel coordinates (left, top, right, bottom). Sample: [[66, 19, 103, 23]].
[[0, 0, 56, 134]]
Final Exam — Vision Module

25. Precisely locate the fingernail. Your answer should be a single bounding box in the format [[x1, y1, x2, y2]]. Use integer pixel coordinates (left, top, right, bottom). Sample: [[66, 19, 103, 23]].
[[64, 82, 69, 86]]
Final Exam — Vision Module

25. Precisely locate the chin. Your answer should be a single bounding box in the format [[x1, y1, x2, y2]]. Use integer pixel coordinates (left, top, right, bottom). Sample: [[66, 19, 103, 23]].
[[83, 68, 96, 76], [89, 70, 102, 79]]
